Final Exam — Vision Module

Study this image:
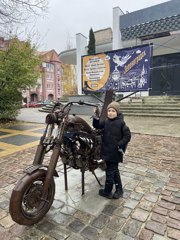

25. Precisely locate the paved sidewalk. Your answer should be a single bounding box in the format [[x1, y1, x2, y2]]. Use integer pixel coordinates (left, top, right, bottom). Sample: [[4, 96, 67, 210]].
[[0, 109, 179, 240]]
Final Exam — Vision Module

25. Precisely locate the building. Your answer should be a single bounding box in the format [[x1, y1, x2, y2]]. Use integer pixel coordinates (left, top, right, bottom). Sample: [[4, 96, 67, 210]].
[[59, 0, 180, 96], [23, 49, 63, 104], [0, 37, 63, 103]]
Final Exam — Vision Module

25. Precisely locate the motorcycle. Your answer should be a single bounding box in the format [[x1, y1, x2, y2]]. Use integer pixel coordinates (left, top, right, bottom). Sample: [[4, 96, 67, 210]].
[[9, 90, 114, 225]]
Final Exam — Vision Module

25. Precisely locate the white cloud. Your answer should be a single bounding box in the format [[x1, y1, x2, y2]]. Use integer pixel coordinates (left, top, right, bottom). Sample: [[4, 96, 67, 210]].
[[28, 0, 169, 53]]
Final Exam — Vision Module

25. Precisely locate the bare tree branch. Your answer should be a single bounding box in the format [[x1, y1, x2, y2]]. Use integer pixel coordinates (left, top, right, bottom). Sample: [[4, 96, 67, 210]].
[[0, 0, 48, 33]]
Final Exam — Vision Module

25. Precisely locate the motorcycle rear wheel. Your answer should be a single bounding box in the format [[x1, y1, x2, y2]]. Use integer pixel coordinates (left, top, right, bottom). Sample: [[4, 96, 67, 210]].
[[9, 169, 55, 225]]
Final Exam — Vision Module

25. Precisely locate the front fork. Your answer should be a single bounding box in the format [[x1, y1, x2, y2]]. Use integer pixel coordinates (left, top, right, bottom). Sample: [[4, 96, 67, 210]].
[[40, 120, 66, 199], [26, 123, 61, 199], [41, 139, 62, 199]]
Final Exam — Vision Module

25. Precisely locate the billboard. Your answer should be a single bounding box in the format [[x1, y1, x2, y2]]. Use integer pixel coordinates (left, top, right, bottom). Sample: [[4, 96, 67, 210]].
[[82, 44, 152, 92]]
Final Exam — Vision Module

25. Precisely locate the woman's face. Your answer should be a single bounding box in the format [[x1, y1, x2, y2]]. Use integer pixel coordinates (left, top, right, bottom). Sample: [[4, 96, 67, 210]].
[[107, 108, 117, 119]]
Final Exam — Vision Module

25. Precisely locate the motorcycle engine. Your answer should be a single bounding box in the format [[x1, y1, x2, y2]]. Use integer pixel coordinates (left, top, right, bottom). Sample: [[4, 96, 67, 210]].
[[60, 131, 94, 169]]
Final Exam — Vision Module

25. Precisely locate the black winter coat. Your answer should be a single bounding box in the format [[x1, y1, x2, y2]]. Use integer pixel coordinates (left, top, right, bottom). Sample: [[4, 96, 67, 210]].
[[93, 115, 131, 163]]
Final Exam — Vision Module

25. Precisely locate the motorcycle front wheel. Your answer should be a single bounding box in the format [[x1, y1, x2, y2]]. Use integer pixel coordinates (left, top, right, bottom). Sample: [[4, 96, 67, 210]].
[[9, 169, 55, 225]]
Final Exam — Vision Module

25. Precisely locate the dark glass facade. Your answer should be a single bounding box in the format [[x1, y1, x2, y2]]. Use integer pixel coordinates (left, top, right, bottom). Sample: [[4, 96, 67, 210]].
[[150, 52, 180, 95]]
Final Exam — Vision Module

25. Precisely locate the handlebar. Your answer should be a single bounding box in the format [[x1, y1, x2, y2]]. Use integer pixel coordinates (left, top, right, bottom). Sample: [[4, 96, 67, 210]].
[[53, 100, 98, 110]]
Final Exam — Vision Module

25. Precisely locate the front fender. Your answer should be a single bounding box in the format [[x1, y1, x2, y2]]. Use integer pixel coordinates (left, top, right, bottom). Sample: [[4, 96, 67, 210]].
[[24, 164, 59, 177]]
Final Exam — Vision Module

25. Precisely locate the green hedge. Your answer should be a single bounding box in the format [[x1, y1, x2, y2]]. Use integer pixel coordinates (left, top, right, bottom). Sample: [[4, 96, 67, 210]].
[[0, 89, 22, 121]]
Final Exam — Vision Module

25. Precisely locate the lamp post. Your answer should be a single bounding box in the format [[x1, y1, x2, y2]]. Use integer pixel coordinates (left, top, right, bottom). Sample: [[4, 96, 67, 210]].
[[41, 62, 46, 102]]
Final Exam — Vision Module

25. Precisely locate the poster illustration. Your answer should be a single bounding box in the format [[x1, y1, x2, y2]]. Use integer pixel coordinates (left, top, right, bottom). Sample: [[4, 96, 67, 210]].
[[82, 44, 152, 92]]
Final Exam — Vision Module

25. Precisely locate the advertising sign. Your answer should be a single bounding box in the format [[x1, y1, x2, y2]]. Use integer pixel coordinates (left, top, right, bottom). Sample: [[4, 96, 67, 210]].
[[82, 44, 152, 92]]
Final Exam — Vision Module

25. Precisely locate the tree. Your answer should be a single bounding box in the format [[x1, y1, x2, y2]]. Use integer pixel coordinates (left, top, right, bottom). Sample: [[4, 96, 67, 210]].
[[87, 28, 102, 97], [87, 28, 96, 55], [0, 0, 48, 35], [0, 38, 40, 121], [62, 64, 77, 96]]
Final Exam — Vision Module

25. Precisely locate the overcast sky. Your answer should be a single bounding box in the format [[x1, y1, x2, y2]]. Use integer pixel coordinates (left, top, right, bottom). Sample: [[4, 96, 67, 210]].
[[32, 0, 169, 53]]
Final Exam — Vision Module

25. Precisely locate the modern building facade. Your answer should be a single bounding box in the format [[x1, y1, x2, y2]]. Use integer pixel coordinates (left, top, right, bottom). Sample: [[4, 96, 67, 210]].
[[59, 0, 180, 96]]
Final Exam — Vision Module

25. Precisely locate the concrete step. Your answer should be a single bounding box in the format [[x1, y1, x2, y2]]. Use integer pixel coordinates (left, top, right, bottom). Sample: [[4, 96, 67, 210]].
[[124, 112, 180, 117], [120, 105, 180, 110], [119, 96, 180, 117], [120, 109, 180, 113]]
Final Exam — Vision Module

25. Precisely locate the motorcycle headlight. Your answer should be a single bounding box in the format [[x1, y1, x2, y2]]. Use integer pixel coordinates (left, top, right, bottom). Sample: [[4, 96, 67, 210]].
[[45, 113, 57, 124]]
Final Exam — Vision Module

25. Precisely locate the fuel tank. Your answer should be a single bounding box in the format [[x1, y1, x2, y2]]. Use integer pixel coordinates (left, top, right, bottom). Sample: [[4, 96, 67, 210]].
[[66, 114, 92, 133]]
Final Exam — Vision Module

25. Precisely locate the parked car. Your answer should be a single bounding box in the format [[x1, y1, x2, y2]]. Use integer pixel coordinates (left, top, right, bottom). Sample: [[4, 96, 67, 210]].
[[23, 102, 43, 108]]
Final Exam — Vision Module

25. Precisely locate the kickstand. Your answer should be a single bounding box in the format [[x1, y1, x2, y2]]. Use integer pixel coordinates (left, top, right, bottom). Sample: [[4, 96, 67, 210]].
[[92, 171, 103, 187]]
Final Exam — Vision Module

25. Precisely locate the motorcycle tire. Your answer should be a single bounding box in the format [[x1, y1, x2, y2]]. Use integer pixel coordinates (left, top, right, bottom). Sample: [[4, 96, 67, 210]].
[[9, 169, 55, 225]]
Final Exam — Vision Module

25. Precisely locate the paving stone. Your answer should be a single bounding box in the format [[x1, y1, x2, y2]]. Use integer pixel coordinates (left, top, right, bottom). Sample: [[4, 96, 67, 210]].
[[167, 228, 180, 240], [135, 186, 148, 194], [124, 180, 139, 191], [1, 128, 180, 239], [10, 237, 22, 240], [169, 211, 180, 221], [21, 228, 47, 240], [151, 213, 167, 224], [52, 212, 72, 225], [49, 226, 71, 240], [173, 192, 180, 198], [80, 226, 99, 240], [134, 175, 145, 181], [152, 234, 167, 240], [161, 190, 172, 196], [162, 195, 180, 205], [52, 199, 65, 209], [68, 219, 85, 233], [138, 229, 153, 240], [152, 206, 168, 216], [122, 219, 142, 238], [61, 205, 77, 215], [153, 180, 166, 188], [134, 169, 146, 176], [139, 200, 155, 211], [0, 200, 9, 210], [102, 204, 118, 216], [122, 172, 136, 178], [139, 181, 152, 189], [99, 227, 117, 240], [0, 208, 7, 219], [0, 230, 14, 240], [123, 199, 139, 209], [158, 200, 176, 210], [136, 166, 148, 172], [91, 214, 109, 229], [108, 216, 125, 231], [167, 218, 180, 230], [122, 190, 132, 199], [146, 173, 158, 179], [114, 207, 132, 218], [74, 210, 92, 224], [144, 193, 159, 203], [66, 233, 84, 240], [0, 214, 15, 228], [37, 220, 56, 234], [130, 192, 143, 200], [115, 232, 134, 240], [111, 197, 125, 207], [176, 205, 180, 211], [165, 186, 179, 192], [145, 220, 166, 235], [9, 223, 28, 238], [132, 208, 150, 222]]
